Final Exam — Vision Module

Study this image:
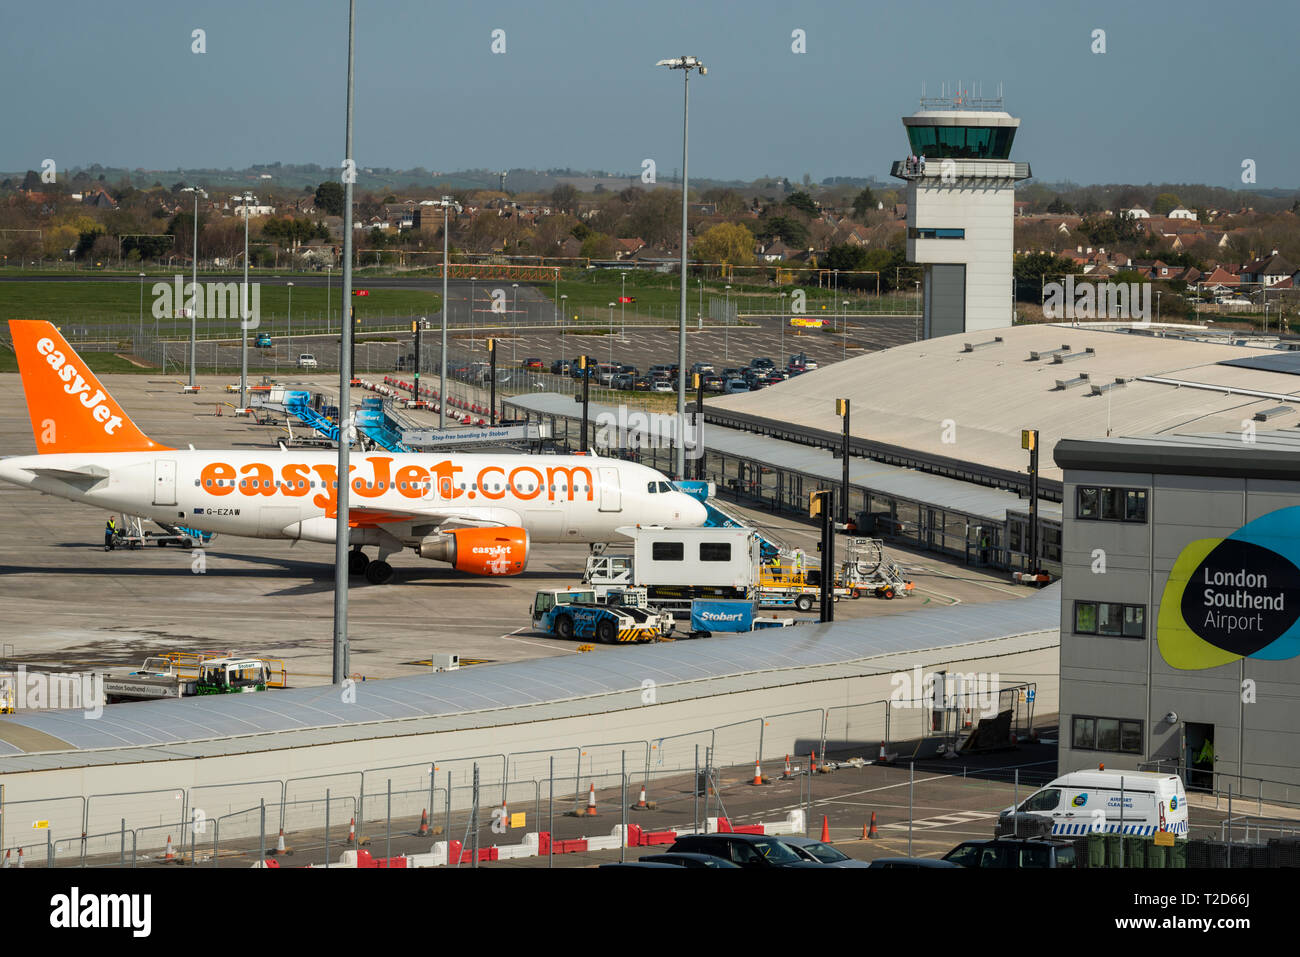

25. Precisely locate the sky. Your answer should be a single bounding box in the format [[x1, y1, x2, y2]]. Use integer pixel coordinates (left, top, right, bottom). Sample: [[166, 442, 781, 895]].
[[2, 0, 1294, 189]]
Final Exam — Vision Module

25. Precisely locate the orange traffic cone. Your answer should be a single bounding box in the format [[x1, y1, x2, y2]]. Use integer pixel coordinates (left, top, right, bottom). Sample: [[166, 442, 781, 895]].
[[635, 784, 648, 809], [878, 741, 890, 765], [820, 816, 830, 843], [418, 809, 429, 836], [270, 828, 287, 856], [584, 783, 598, 816], [15, 847, 23, 868], [868, 812, 878, 839], [810, 750, 817, 774], [347, 818, 356, 845], [751, 760, 764, 786], [963, 709, 972, 729], [501, 800, 509, 829], [164, 834, 175, 862], [2, 849, 9, 869], [782, 754, 793, 779]]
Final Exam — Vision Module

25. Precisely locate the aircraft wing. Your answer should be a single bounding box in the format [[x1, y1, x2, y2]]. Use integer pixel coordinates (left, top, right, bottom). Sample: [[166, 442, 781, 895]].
[[346, 503, 521, 530]]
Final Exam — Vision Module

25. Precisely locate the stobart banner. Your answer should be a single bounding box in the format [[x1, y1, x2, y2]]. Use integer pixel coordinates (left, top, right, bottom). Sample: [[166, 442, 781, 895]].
[[1158, 506, 1300, 670]]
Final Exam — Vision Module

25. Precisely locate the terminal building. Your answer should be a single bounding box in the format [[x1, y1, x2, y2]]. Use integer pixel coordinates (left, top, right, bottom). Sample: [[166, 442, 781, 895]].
[[890, 96, 1030, 338], [1054, 430, 1300, 801]]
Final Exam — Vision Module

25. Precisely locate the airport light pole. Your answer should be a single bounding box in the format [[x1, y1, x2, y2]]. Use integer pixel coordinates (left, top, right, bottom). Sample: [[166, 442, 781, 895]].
[[326, 265, 332, 332], [240, 191, 252, 409], [560, 294, 568, 367], [621, 271, 627, 339], [333, 0, 357, 686], [511, 282, 519, 362], [779, 291, 787, 366], [608, 302, 616, 367], [842, 299, 849, 359], [286, 282, 293, 349], [437, 196, 452, 429], [724, 283, 731, 362], [180, 186, 205, 388], [137, 271, 146, 348], [657, 54, 707, 480]]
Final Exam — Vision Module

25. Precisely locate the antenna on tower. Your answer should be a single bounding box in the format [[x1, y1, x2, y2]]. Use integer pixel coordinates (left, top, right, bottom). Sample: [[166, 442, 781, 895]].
[[499, 170, 507, 193]]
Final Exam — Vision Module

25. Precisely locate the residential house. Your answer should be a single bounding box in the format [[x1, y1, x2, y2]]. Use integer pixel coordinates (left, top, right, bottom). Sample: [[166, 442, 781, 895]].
[[1241, 251, 1299, 288]]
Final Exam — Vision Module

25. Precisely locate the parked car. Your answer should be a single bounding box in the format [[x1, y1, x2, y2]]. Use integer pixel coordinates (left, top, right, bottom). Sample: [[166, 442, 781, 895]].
[[617, 364, 639, 375], [597, 861, 681, 869], [297, 354, 318, 369], [779, 836, 872, 868], [611, 373, 635, 390], [722, 367, 745, 379], [941, 838, 1078, 869], [690, 361, 715, 375], [749, 357, 775, 371], [637, 852, 739, 869], [649, 364, 674, 378], [551, 359, 572, 376], [255, 333, 273, 348], [521, 357, 544, 370], [723, 378, 750, 394], [703, 374, 725, 392], [666, 833, 822, 868], [651, 379, 674, 394], [867, 857, 963, 869], [633, 376, 652, 391]]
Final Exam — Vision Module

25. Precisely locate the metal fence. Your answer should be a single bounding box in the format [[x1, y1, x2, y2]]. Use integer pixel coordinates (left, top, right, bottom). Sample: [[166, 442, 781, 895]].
[[0, 681, 1047, 867]]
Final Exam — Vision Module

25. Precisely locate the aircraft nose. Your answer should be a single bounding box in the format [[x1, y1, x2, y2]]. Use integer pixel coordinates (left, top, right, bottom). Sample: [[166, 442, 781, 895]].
[[682, 495, 708, 527]]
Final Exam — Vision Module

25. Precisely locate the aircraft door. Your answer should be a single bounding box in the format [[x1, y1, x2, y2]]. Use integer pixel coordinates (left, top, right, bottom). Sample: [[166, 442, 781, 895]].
[[153, 459, 177, 506], [598, 467, 621, 512]]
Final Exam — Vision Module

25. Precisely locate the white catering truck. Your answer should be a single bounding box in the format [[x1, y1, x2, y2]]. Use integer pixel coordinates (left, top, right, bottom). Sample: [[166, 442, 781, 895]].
[[584, 526, 761, 617]]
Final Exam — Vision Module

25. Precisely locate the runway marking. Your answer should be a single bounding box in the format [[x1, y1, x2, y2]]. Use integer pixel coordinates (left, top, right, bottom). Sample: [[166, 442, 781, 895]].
[[878, 810, 995, 830], [498, 628, 574, 652]]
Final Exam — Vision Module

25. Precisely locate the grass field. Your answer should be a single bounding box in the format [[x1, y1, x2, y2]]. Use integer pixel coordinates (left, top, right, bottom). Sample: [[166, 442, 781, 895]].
[[0, 279, 440, 331]]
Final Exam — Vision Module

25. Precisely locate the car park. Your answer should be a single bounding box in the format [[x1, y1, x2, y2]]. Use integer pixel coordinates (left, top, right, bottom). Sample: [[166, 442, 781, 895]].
[[780, 836, 872, 868], [638, 852, 739, 869], [867, 857, 963, 869], [666, 833, 822, 868], [941, 838, 1078, 868]]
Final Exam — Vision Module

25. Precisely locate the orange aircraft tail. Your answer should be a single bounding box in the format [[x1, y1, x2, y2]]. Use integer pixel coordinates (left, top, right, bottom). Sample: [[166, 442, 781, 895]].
[[8, 320, 169, 454]]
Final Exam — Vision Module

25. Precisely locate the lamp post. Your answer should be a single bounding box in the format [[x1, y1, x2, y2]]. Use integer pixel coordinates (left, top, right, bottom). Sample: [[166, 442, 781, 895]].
[[326, 265, 332, 333], [287, 282, 293, 349], [914, 279, 921, 341], [779, 291, 787, 367], [471, 277, 477, 348], [240, 191, 252, 409], [842, 299, 849, 359], [657, 54, 707, 480], [180, 186, 205, 388], [511, 282, 519, 362], [437, 197, 452, 429], [333, 0, 357, 686], [560, 294, 568, 367], [724, 283, 731, 361], [137, 272, 146, 357], [620, 271, 627, 339], [697, 277, 703, 331], [608, 302, 616, 367]]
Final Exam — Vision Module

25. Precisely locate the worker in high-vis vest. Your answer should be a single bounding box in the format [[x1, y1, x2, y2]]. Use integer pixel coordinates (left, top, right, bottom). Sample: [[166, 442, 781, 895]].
[[104, 516, 117, 552]]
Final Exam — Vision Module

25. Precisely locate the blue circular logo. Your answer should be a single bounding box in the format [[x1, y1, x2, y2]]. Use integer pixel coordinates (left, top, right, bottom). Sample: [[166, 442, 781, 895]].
[[1072, 793, 1088, 808]]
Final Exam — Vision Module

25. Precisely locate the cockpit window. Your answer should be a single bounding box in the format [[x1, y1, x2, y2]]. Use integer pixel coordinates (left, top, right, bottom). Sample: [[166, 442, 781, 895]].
[[657, 481, 672, 493], [647, 482, 658, 494]]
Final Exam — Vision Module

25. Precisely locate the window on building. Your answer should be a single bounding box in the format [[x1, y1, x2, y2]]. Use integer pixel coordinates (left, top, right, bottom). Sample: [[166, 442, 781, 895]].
[[1076, 486, 1147, 522], [1072, 715, 1142, 754], [1074, 601, 1146, 638]]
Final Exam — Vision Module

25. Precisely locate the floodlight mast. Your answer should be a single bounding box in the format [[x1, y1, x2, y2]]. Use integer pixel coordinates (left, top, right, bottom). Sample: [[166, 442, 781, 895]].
[[656, 55, 707, 480]]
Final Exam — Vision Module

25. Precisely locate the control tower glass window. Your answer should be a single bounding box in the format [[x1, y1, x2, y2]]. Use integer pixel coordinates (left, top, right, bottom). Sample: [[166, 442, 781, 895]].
[[906, 125, 1014, 160]]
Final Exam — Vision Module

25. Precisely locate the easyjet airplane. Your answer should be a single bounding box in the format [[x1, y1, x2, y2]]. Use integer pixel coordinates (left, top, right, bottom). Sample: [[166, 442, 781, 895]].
[[1, 320, 707, 583]]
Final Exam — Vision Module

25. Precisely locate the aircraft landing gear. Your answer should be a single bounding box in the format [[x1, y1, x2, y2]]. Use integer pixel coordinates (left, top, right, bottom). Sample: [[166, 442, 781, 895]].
[[348, 548, 370, 575], [364, 560, 393, 585]]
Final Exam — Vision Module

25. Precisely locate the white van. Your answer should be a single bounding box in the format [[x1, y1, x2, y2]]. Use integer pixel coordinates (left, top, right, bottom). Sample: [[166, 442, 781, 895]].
[[1002, 769, 1188, 838]]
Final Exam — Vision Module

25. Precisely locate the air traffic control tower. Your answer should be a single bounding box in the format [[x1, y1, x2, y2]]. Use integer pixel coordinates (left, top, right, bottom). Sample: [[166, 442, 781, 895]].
[[891, 95, 1030, 338]]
